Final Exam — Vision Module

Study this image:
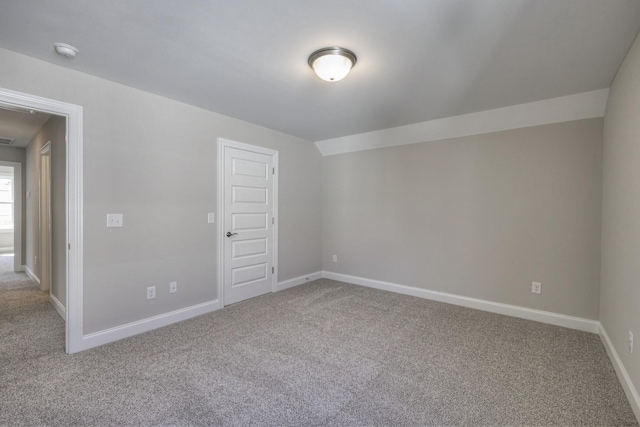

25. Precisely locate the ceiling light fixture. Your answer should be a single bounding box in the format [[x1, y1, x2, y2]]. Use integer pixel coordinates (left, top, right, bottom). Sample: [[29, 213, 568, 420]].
[[54, 42, 79, 58], [308, 47, 357, 82]]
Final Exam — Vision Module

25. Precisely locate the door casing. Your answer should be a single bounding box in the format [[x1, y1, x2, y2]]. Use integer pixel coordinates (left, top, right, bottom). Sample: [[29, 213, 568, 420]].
[[0, 87, 83, 354], [217, 138, 278, 306], [39, 141, 51, 293]]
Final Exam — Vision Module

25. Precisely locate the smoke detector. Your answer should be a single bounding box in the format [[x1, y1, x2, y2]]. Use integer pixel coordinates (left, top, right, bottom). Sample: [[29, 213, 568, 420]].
[[54, 42, 79, 58]]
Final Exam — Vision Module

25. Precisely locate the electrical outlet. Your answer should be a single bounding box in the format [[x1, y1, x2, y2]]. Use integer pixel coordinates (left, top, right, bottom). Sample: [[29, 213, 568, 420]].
[[147, 286, 156, 300], [630, 331, 634, 353], [107, 213, 124, 227], [532, 282, 541, 294], [332, 254, 338, 263], [170, 281, 177, 294]]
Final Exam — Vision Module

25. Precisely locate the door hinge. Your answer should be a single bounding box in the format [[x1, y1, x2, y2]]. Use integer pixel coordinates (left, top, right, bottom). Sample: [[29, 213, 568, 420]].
[[68, 243, 71, 250], [273, 167, 275, 175], [272, 267, 275, 274], [272, 217, 275, 225]]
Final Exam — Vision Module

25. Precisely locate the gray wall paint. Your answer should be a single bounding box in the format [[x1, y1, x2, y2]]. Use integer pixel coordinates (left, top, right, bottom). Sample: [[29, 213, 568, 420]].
[[323, 119, 603, 320], [24, 115, 66, 306], [0, 146, 26, 261], [0, 47, 322, 334], [601, 33, 640, 396]]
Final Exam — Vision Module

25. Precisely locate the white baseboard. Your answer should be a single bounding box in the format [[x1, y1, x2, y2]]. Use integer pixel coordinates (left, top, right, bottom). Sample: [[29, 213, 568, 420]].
[[23, 265, 40, 284], [322, 271, 600, 333], [277, 271, 323, 291], [49, 293, 65, 320], [599, 324, 640, 422], [81, 299, 221, 351]]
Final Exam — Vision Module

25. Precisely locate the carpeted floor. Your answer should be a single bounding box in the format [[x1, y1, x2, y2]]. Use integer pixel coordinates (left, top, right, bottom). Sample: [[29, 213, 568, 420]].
[[0, 253, 66, 366], [0, 278, 637, 426]]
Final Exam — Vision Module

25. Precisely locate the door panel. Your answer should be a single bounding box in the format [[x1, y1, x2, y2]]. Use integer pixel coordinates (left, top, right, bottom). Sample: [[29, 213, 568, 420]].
[[232, 212, 268, 230], [232, 186, 267, 204], [232, 238, 268, 259], [223, 146, 274, 305], [231, 263, 268, 288]]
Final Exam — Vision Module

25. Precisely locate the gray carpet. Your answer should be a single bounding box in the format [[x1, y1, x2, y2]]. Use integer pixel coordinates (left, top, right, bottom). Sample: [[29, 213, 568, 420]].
[[0, 254, 66, 367], [0, 278, 637, 426]]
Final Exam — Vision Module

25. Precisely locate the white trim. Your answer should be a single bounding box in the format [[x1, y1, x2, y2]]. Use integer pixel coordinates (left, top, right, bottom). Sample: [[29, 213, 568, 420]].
[[599, 324, 640, 422], [81, 299, 220, 351], [0, 87, 84, 354], [0, 161, 22, 270], [322, 271, 600, 333], [277, 271, 323, 291], [23, 264, 40, 284], [315, 89, 609, 156], [50, 293, 66, 320], [39, 141, 52, 293], [40, 140, 51, 155], [217, 138, 279, 307]]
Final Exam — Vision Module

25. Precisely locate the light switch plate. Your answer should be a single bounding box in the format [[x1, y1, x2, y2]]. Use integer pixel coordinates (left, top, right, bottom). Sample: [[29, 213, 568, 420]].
[[208, 213, 215, 224], [107, 213, 123, 227]]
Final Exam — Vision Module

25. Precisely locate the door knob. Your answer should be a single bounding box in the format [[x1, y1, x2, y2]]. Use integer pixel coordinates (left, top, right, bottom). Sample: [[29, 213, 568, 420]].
[[226, 232, 238, 237]]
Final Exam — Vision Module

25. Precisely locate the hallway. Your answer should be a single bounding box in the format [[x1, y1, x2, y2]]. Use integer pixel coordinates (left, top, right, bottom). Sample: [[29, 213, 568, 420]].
[[0, 253, 64, 362]]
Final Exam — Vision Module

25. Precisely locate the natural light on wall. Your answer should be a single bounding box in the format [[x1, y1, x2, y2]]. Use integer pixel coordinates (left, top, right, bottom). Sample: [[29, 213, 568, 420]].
[[0, 175, 13, 230]]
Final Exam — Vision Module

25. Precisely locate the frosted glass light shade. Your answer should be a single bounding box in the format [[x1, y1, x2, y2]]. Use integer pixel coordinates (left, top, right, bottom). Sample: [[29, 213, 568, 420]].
[[308, 47, 357, 82]]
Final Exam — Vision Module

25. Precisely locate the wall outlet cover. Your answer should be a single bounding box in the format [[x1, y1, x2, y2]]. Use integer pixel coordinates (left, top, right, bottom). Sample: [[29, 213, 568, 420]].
[[107, 213, 124, 227]]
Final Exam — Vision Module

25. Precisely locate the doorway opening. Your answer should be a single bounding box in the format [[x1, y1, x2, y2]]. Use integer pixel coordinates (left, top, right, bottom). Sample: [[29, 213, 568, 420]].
[[0, 163, 21, 265], [0, 87, 83, 353]]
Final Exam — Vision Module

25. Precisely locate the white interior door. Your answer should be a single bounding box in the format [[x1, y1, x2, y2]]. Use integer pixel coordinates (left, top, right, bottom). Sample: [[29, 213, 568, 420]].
[[222, 142, 276, 305]]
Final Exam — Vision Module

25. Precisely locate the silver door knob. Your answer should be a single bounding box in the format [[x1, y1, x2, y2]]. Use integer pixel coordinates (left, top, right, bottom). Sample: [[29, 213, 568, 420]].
[[226, 232, 238, 237]]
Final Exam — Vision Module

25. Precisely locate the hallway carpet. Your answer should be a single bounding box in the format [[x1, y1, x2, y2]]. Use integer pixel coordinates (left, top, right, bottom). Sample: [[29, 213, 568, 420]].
[[0, 253, 65, 369], [0, 279, 637, 426]]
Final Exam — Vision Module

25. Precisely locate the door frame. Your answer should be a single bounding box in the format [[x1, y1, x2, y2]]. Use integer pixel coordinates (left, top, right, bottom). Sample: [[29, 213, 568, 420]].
[[0, 161, 22, 271], [39, 141, 52, 292], [0, 87, 84, 354], [217, 138, 278, 306]]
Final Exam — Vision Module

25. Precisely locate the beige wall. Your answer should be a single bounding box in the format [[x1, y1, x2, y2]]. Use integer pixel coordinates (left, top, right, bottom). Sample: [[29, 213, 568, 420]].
[[0, 145, 25, 163], [323, 119, 603, 320], [0, 47, 322, 334], [25, 115, 66, 306], [601, 33, 640, 397]]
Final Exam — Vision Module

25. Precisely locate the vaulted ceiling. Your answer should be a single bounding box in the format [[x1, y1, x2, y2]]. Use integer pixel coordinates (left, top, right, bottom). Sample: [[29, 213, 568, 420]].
[[0, 0, 639, 141]]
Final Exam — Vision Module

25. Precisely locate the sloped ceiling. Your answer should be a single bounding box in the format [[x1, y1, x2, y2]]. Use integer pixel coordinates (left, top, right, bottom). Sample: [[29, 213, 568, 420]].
[[0, 0, 638, 142]]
